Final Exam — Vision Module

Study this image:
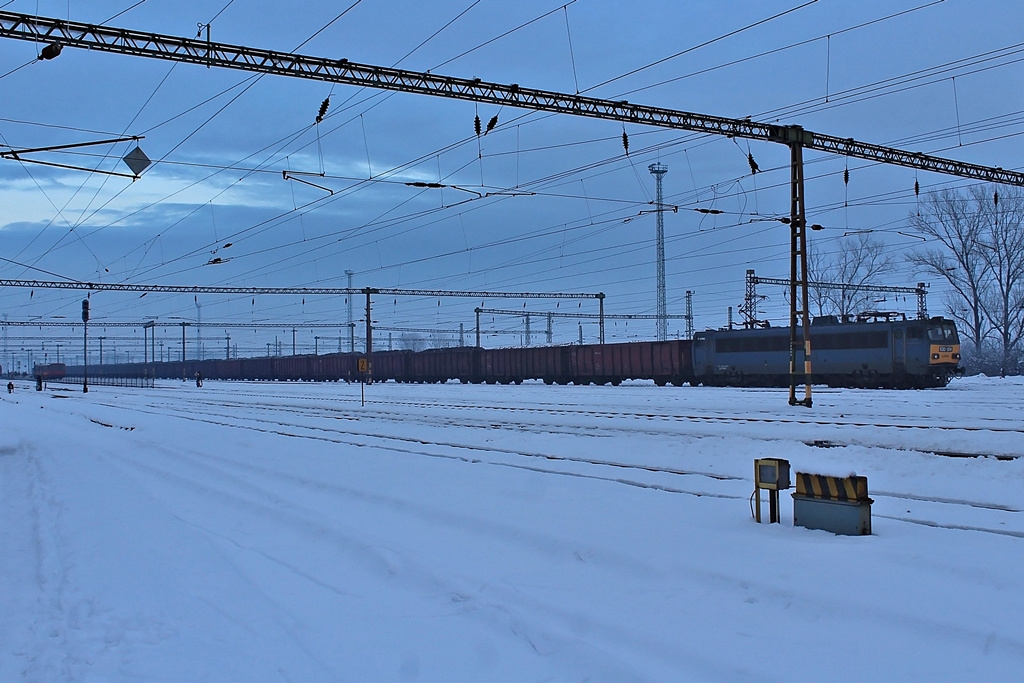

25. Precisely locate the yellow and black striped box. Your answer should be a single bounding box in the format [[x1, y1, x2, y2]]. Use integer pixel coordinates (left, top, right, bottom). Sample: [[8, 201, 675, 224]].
[[794, 473, 869, 502]]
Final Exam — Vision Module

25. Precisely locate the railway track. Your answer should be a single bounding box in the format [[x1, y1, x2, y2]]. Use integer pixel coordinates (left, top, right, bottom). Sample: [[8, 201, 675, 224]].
[[108, 386, 1024, 460], [82, 391, 1023, 539], [106, 384, 1024, 435]]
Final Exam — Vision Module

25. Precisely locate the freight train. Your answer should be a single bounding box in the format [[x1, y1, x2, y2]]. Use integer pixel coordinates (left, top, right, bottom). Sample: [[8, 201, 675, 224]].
[[63, 315, 962, 389]]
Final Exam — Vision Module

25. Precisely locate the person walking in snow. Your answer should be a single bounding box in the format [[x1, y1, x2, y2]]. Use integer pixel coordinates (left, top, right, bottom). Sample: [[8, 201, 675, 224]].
[[195, 371, 203, 388], [6, 381, 13, 394]]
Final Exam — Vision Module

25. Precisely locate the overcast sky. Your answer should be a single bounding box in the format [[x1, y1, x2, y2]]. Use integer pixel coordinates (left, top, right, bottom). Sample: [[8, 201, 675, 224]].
[[2, 0, 1023, 361]]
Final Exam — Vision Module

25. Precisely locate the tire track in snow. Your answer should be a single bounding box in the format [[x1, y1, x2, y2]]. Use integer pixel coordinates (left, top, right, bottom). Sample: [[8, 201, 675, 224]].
[[97, 430, 680, 676]]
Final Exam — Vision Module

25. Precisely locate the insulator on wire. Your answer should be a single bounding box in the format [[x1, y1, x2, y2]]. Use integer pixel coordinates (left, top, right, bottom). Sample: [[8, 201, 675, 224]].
[[843, 168, 850, 185], [485, 115, 498, 134], [994, 190, 999, 207], [39, 43, 62, 60], [747, 152, 759, 175], [914, 180, 920, 196], [316, 97, 330, 124], [474, 114, 482, 137], [622, 131, 629, 155]]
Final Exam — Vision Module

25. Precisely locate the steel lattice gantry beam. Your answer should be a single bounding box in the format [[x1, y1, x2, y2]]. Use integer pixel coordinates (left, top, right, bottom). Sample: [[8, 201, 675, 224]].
[[476, 307, 688, 320], [2, 320, 360, 329], [0, 279, 602, 376], [5, 11, 1024, 403], [0, 279, 598, 300], [3, 11, 1023, 186], [474, 307, 689, 348], [744, 270, 929, 324]]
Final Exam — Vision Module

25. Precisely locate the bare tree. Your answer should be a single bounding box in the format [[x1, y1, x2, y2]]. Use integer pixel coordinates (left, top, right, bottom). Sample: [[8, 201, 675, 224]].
[[807, 232, 897, 318], [429, 332, 455, 349], [978, 187, 1024, 376], [399, 332, 425, 351], [907, 187, 991, 365]]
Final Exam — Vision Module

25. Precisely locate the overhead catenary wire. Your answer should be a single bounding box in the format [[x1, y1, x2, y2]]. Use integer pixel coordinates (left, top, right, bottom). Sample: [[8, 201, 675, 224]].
[[86, 0, 520, 278], [9, 2, 999, 294], [4, 1, 1019, 331], [583, 0, 821, 94]]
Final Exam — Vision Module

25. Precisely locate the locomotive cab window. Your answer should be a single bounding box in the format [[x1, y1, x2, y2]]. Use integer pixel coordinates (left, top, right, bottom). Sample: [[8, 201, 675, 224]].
[[928, 324, 957, 342]]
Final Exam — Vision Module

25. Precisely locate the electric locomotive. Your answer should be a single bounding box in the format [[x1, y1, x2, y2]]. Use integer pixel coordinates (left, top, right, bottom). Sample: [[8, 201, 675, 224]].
[[32, 362, 67, 381], [691, 314, 962, 388]]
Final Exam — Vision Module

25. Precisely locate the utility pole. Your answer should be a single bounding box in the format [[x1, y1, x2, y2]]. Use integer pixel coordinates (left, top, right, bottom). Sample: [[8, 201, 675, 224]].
[[787, 140, 813, 407], [649, 163, 669, 342], [81, 299, 88, 393], [195, 299, 202, 360], [364, 287, 375, 384], [346, 270, 355, 352], [143, 320, 155, 362], [685, 291, 694, 340]]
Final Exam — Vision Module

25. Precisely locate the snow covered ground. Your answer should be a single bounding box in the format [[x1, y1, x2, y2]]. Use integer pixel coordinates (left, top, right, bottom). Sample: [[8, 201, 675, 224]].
[[1, 375, 1022, 682]]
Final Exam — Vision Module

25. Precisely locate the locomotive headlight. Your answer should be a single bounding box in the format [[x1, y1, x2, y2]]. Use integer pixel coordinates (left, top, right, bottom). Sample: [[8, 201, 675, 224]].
[[953, 353, 961, 360], [932, 353, 940, 359]]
